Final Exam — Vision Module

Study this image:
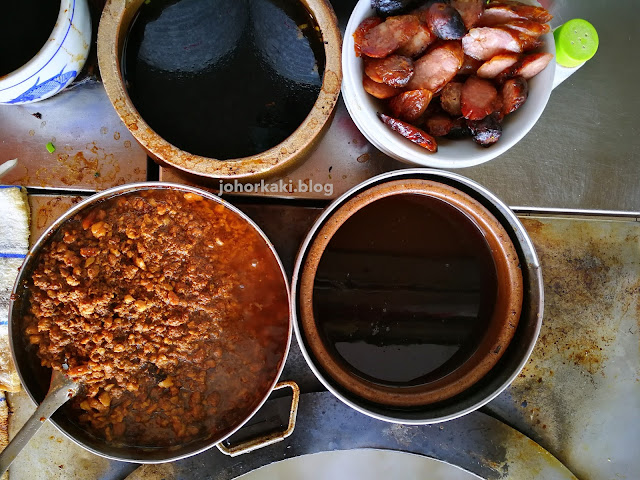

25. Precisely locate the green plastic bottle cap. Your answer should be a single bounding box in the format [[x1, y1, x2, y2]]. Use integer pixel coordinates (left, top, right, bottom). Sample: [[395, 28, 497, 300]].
[[554, 19, 599, 68]]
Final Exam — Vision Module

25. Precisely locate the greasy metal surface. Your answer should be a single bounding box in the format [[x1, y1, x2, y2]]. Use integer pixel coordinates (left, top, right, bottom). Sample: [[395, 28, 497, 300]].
[[28, 195, 85, 241], [0, 82, 147, 190], [124, 392, 577, 480], [11, 197, 639, 479], [486, 215, 640, 480], [7, 389, 136, 480], [0, 372, 80, 476], [161, 0, 640, 213]]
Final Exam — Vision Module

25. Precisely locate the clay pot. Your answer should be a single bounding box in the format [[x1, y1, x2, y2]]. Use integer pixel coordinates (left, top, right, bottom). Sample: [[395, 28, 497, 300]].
[[97, 0, 342, 180], [298, 178, 523, 408]]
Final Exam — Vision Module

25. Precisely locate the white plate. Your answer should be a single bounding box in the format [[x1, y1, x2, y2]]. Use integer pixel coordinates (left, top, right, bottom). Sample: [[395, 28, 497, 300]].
[[237, 449, 480, 480]]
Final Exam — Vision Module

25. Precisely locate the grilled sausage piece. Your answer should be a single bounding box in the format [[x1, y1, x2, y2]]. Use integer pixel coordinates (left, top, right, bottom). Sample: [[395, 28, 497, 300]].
[[373, 0, 423, 17], [440, 81, 464, 116], [447, 116, 472, 138], [461, 76, 499, 120], [406, 41, 464, 92], [426, 2, 466, 40], [396, 23, 435, 58], [504, 26, 543, 51], [462, 27, 522, 60], [411, 4, 431, 24], [459, 55, 483, 75], [423, 95, 444, 118], [477, 5, 522, 26], [379, 113, 438, 151], [468, 113, 503, 146], [389, 89, 434, 122], [486, 1, 553, 23], [503, 19, 551, 37], [451, 0, 485, 30], [363, 75, 403, 99], [476, 53, 520, 78], [354, 17, 383, 56], [425, 113, 455, 137], [364, 55, 415, 87], [361, 15, 422, 58], [514, 52, 554, 79], [501, 76, 528, 115]]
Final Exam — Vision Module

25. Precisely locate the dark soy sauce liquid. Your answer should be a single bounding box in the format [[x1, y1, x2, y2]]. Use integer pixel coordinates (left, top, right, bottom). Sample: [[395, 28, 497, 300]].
[[313, 194, 498, 387], [123, 0, 325, 160], [0, 1, 60, 76]]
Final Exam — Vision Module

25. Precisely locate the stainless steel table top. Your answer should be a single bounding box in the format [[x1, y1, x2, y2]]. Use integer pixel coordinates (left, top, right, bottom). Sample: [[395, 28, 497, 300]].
[[162, 0, 640, 212], [10, 199, 639, 480], [1, 1, 638, 213], [465, 0, 640, 214], [1, 1, 639, 479]]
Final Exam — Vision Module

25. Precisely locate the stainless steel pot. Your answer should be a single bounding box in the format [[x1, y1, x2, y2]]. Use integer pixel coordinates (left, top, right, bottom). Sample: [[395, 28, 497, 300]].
[[291, 169, 544, 424], [8, 182, 297, 463]]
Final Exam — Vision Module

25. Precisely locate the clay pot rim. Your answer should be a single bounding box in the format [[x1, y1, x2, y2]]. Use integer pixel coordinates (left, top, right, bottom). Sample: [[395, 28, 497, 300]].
[[298, 179, 524, 408], [97, 0, 342, 180]]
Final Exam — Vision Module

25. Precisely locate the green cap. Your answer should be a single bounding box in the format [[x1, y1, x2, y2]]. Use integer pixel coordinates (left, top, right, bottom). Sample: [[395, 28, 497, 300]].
[[554, 19, 599, 68]]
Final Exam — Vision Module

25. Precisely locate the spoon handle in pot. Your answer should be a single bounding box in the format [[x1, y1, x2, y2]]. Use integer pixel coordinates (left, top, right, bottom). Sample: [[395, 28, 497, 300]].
[[0, 373, 80, 475]]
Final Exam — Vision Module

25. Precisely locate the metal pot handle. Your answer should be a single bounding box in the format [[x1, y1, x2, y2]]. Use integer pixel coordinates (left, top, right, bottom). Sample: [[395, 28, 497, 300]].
[[216, 381, 300, 457]]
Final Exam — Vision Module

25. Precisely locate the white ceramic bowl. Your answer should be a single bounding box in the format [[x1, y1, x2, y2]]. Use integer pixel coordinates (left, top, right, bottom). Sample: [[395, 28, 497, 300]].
[[341, 0, 556, 169], [0, 0, 91, 105]]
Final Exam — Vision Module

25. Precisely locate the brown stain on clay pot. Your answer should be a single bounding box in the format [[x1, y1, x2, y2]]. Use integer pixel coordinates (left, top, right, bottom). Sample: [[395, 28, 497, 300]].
[[322, 70, 340, 94]]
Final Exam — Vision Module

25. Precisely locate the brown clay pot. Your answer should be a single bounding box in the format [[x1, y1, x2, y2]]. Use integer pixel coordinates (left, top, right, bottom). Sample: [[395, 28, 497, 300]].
[[298, 179, 524, 408], [97, 0, 342, 180]]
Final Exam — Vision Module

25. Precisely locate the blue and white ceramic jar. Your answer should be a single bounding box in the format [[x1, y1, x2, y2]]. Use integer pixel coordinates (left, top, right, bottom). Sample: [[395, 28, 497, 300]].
[[0, 0, 91, 105]]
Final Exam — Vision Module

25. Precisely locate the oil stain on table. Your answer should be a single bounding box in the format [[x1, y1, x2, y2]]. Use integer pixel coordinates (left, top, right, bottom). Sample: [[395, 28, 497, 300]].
[[487, 215, 640, 480]]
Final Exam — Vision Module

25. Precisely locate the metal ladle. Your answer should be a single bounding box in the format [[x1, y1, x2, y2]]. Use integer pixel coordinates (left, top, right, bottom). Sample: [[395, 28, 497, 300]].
[[0, 370, 80, 475]]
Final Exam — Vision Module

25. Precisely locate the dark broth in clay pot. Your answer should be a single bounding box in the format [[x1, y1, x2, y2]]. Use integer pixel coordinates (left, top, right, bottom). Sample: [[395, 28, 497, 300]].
[[123, 0, 326, 160], [313, 194, 498, 387]]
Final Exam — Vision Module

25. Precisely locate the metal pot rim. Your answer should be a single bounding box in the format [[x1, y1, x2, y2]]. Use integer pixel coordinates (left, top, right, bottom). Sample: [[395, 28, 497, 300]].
[[291, 168, 544, 424], [9, 182, 292, 463]]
